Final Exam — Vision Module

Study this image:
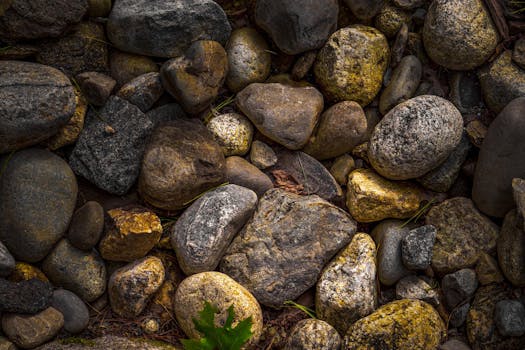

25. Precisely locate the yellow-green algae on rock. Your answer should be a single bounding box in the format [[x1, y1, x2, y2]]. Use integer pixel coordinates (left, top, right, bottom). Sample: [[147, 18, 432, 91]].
[[342, 299, 446, 350]]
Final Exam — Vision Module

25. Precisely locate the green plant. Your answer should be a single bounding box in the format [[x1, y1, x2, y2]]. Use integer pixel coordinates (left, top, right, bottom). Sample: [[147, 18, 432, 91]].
[[399, 198, 436, 228], [181, 301, 253, 350], [204, 96, 235, 124], [283, 300, 317, 319]]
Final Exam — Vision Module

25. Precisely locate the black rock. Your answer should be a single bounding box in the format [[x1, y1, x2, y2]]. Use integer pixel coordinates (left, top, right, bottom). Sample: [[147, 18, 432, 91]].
[[0, 279, 53, 314], [67, 201, 105, 251], [51, 289, 90, 334], [442, 268, 478, 309]]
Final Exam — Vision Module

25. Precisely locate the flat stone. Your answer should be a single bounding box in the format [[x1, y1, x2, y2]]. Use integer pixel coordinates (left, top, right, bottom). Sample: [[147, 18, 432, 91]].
[[225, 156, 273, 198], [442, 269, 478, 309], [0, 241, 15, 277], [448, 71, 484, 114], [75, 72, 116, 107], [67, 201, 104, 251], [0, 278, 53, 314], [475, 252, 505, 286], [343, 0, 385, 20], [117, 72, 164, 112], [249, 140, 278, 170], [401, 225, 437, 270], [206, 113, 254, 156], [494, 300, 525, 337], [284, 319, 341, 350], [498, 209, 525, 287], [395, 276, 439, 306], [51, 289, 89, 334], [109, 50, 158, 88]]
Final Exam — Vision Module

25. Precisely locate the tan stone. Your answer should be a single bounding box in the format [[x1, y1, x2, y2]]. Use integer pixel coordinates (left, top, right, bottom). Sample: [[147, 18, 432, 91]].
[[330, 154, 356, 186], [206, 113, 254, 156]]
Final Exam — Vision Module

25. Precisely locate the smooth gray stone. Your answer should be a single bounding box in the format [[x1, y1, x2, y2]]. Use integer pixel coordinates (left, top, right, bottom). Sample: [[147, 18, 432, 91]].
[[51, 289, 89, 334], [67, 201, 104, 251]]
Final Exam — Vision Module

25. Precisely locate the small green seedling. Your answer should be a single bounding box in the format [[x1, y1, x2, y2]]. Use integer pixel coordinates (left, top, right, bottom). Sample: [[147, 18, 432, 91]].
[[283, 300, 317, 319], [181, 301, 253, 350]]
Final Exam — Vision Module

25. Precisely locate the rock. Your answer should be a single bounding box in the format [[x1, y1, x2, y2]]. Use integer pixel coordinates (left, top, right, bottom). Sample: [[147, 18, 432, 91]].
[[343, 0, 384, 20], [473, 97, 525, 217], [249, 140, 278, 169], [390, 23, 409, 67], [392, 0, 424, 10], [0, 279, 53, 314], [172, 184, 257, 275], [116, 72, 164, 112], [67, 201, 104, 251], [99, 207, 162, 262], [8, 262, 49, 283], [374, 4, 411, 38], [330, 154, 356, 186], [395, 276, 439, 306], [224, 157, 273, 197], [174, 271, 263, 346], [316, 233, 378, 334], [439, 339, 472, 350], [314, 25, 389, 105], [401, 225, 437, 270], [51, 289, 89, 334], [346, 168, 426, 223], [513, 37, 525, 70], [466, 120, 488, 148], [371, 220, 413, 286], [0, 61, 76, 153], [494, 300, 525, 337], [1, 308, 64, 349], [476, 252, 505, 286], [513, 178, 525, 220], [69, 96, 153, 195], [422, 0, 498, 70], [109, 50, 158, 88], [284, 319, 341, 350], [497, 210, 525, 287], [36, 336, 178, 350], [478, 51, 525, 113], [75, 72, 116, 107], [0, 0, 87, 41], [449, 71, 484, 114], [342, 299, 445, 349], [206, 113, 254, 156], [369, 95, 463, 180], [236, 83, 324, 150], [0, 149, 77, 262], [220, 189, 356, 308], [87, 0, 112, 17], [108, 256, 165, 318], [146, 103, 187, 127], [442, 269, 478, 309], [0, 337, 16, 350], [379, 55, 422, 115], [107, 0, 231, 58], [226, 28, 271, 92], [302, 101, 368, 160], [161, 40, 228, 114], [291, 51, 317, 81], [254, 0, 338, 55], [138, 118, 225, 211], [0, 242, 15, 277], [42, 239, 107, 302]]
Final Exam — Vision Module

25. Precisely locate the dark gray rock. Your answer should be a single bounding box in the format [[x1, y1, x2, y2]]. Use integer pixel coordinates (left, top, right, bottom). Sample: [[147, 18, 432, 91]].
[[442, 268, 478, 309], [284, 319, 341, 350], [76, 72, 116, 107], [395, 276, 439, 306], [401, 225, 437, 270], [0, 148, 77, 262], [67, 201, 104, 251], [0, 0, 87, 41], [439, 339, 472, 350], [69, 96, 153, 195], [117, 72, 164, 112], [145, 103, 187, 127], [343, 0, 385, 20], [473, 97, 525, 217], [0, 61, 76, 154], [495, 300, 525, 337], [51, 289, 89, 334], [0, 242, 14, 277], [0, 278, 53, 314], [369, 95, 464, 180], [255, 0, 338, 55], [220, 189, 356, 308], [449, 71, 484, 114], [513, 178, 525, 221], [249, 140, 278, 170], [392, 0, 425, 9], [172, 184, 257, 275], [449, 302, 470, 328], [107, 0, 231, 58], [225, 156, 273, 198], [497, 209, 525, 287]]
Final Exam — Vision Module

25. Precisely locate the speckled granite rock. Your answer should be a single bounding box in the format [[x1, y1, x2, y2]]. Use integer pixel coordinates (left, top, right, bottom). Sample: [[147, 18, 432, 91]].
[[285, 319, 341, 350]]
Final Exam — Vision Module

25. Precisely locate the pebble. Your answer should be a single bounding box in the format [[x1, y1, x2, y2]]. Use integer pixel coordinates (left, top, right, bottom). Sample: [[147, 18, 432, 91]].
[[390, 23, 409, 67], [67, 201, 104, 251], [76, 72, 117, 107], [284, 319, 341, 350], [465, 120, 487, 148], [513, 37, 525, 70], [343, 0, 385, 20], [249, 140, 278, 169], [401, 225, 437, 270], [450, 303, 470, 328], [51, 289, 89, 334], [0, 278, 53, 314], [494, 300, 525, 337], [36, 336, 178, 350], [374, 4, 411, 38], [146, 103, 187, 127], [87, 0, 112, 17], [395, 276, 439, 306], [448, 71, 484, 114], [498, 210, 525, 287], [475, 252, 505, 286], [225, 156, 273, 197], [291, 51, 317, 81], [109, 50, 159, 88], [206, 113, 254, 156], [442, 269, 478, 309], [116, 72, 164, 112], [329, 154, 356, 186], [0, 242, 15, 277]]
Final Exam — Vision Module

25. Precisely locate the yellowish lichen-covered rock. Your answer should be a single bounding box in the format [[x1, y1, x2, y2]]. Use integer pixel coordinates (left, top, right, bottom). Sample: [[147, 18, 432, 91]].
[[8, 262, 49, 282], [314, 25, 389, 106], [346, 168, 426, 223], [206, 113, 254, 156], [342, 299, 446, 350]]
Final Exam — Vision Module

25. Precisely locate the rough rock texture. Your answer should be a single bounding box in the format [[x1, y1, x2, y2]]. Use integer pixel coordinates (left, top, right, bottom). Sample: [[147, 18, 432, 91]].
[[513, 178, 525, 221], [107, 0, 231, 58], [207, 113, 254, 156], [51, 289, 89, 334], [330, 154, 356, 186], [146, 103, 187, 127], [284, 319, 341, 350], [0, 241, 15, 277], [0, 149, 77, 262], [116, 72, 164, 112], [220, 189, 356, 308], [316, 233, 377, 334], [442, 269, 478, 309], [109, 50, 159, 88], [254, 0, 338, 55], [0, 61, 76, 153], [494, 300, 525, 337], [314, 25, 389, 105], [401, 225, 437, 270], [0, 278, 53, 314], [236, 83, 324, 150], [343, 0, 384, 20], [225, 156, 274, 197], [250, 141, 278, 169], [422, 0, 498, 70], [368, 95, 463, 180], [8, 262, 49, 283], [69, 96, 153, 195], [374, 4, 411, 38], [476, 252, 505, 285], [426, 197, 499, 274], [473, 98, 525, 217], [449, 71, 484, 114], [514, 37, 525, 69], [36, 336, 178, 350], [0, 337, 16, 350], [498, 210, 525, 287], [395, 276, 439, 306], [67, 201, 104, 251], [76, 72, 116, 107]]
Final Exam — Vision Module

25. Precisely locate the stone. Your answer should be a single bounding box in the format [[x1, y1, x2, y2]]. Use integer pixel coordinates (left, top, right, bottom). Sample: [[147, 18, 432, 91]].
[[476, 252, 505, 286], [342, 299, 445, 349], [0, 0, 87, 41], [172, 184, 257, 275], [0, 278, 53, 314], [51, 289, 89, 334], [249, 140, 277, 169], [449, 71, 484, 114], [395, 276, 439, 306], [342, 0, 385, 21], [422, 0, 498, 70], [374, 4, 411, 38], [473, 97, 525, 217], [302, 101, 368, 160], [226, 28, 271, 92], [116, 72, 164, 112], [392, 0, 424, 10], [254, 0, 338, 55], [401, 225, 437, 270], [146, 103, 187, 127], [379, 55, 422, 115], [206, 113, 254, 156], [67, 201, 104, 251], [36, 336, 178, 350], [513, 37, 525, 70], [0, 242, 15, 277], [346, 168, 426, 223], [450, 303, 470, 328], [494, 300, 525, 337], [8, 262, 48, 283], [109, 50, 159, 88], [87, 0, 112, 17], [330, 154, 356, 186], [0, 149, 77, 262], [236, 83, 324, 150], [291, 51, 317, 81], [0, 61, 76, 153], [220, 189, 356, 308], [498, 210, 525, 287], [225, 157, 273, 198], [139, 118, 225, 211], [316, 233, 378, 334], [314, 25, 389, 105], [76, 72, 116, 107], [439, 339, 472, 350], [513, 178, 525, 220], [1, 308, 64, 349], [442, 269, 478, 309], [369, 95, 463, 180], [107, 0, 231, 58], [108, 256, 165, 318], [466, 120, 488, 148], [285, 319, 341, 350], [99, 207, 162, 262], [161, 40, 228, 114], [69, 96, 154, 195], [390, 23, 409, 67], [174, 272, 263, 347], [42, 239, 107, 302], [0, 337, 16, 350]]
